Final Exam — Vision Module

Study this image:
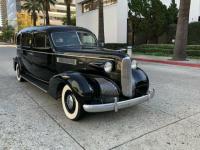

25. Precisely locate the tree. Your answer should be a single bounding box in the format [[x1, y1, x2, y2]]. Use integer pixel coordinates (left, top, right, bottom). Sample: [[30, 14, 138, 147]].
[[17, 12, 33, 31], [149, 0, 168, 43], [64, 0, 72, 25], [128, 0, 150, 44], [128, 0, 168, 43], [41, 0, 56, 25], [167, 0, 178, 25], [173, 0, 191, 60], [22, 0, 42, 26], [2, 26, 15, 42], [62, 16, 76, 26], [98, 0, 105, 44]]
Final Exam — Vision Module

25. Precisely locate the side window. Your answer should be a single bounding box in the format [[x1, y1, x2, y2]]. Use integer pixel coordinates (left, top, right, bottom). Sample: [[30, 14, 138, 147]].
[[21, 33, 32, 48], [33, 32, 50, 50]]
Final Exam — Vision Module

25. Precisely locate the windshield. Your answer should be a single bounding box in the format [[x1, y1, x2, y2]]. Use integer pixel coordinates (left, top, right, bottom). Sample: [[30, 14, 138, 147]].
[[51, 31, 97, 48]]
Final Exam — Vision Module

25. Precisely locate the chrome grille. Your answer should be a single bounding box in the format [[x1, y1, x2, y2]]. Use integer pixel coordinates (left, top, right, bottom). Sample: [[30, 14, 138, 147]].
[[121, 57, 135, 97]]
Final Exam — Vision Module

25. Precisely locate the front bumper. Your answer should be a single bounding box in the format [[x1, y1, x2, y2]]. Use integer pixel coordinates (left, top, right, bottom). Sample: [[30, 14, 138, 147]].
[[83, 89, 155, 113]]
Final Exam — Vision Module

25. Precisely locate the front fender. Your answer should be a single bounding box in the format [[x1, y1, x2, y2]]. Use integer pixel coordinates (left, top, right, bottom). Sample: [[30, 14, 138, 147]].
[[132, 68, 149, 96], [48, 72, 94, 103]]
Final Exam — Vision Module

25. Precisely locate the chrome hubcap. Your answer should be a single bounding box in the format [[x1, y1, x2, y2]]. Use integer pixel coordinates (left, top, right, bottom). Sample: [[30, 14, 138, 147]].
[[65, 94, 75, 112]]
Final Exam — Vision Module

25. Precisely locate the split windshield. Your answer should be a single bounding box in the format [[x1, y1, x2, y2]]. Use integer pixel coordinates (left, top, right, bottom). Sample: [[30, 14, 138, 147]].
[[51, 31, 98, 48]]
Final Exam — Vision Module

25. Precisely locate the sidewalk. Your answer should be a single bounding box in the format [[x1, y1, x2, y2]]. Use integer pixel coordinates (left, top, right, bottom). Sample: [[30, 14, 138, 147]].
[[0, 42, 16, 47], [134, 54, 200, 68]]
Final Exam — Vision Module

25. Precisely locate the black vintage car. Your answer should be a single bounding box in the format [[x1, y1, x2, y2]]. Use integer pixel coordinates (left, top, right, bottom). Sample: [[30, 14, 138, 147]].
[[13, 26, 155, 120]]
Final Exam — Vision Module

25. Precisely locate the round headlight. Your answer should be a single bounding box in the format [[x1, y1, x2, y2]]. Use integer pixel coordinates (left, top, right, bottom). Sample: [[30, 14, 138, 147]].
[[131, 60, 137, 69], [104, 62, 113, 73]]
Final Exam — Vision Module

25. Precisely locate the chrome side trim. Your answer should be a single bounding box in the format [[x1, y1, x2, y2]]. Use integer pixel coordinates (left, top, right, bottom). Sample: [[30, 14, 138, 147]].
[[19, 49, 114, 61], [121, 57, 133, 97], [83, 89, 155, 113]]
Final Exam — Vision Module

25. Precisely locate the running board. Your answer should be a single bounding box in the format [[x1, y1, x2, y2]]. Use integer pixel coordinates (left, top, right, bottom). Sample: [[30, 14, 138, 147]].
[[21, 74, 48, 93]]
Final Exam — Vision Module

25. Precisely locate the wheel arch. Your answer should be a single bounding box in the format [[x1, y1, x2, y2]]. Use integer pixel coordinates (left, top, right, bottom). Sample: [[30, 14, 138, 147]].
[[13, 57, 23, 71], [48, 72, 94, 103]]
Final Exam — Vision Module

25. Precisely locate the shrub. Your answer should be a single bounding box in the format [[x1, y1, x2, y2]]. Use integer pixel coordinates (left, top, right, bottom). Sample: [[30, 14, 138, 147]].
[[104, 43, 127, 50], [2, 26, 15, 42], [134, 44, 200, 57], [188, 22, 200, 45]]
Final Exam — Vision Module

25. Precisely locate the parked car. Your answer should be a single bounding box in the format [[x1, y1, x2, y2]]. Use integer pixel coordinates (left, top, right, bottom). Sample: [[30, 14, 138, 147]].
[[13, 26, 155, 120]]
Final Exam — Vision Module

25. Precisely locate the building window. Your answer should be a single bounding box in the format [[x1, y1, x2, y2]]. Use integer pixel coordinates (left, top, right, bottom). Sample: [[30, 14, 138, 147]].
[[82, 0, 117, 13]]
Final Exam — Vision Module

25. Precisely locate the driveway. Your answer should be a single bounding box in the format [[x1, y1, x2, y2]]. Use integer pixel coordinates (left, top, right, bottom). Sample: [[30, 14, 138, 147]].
[[0, 47, 200, 150]]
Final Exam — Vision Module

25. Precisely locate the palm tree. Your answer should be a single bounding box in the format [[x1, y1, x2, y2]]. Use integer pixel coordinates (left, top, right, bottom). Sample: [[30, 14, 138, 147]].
[[64, 0, 72, 25], [98, 0, 105, 44], [41, 0, 57, 25], [173, 0, 191, 60], [22, 0, 42, 26]]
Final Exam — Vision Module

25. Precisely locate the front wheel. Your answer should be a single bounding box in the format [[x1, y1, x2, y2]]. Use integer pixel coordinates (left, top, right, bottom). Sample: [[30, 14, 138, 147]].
[[61, 85, 83, 120]]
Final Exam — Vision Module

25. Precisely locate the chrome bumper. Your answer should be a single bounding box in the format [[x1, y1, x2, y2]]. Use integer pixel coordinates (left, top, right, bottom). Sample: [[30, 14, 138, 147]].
[[83, 89, 155, 113]]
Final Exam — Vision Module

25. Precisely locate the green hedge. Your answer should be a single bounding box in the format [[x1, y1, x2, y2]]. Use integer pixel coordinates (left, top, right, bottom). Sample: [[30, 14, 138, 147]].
[[104, 43, 127, 50], [134, 44, 200, 57], [136, 44, 200, 51]]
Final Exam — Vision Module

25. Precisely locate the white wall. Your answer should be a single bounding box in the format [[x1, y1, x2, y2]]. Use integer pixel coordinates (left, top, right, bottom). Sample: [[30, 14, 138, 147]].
[[76, 0, 127, 43], [117, 0, 128, 43]]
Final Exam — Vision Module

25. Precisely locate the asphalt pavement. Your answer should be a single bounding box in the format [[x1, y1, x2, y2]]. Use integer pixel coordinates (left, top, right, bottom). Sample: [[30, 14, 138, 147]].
[[0, 47, 200, 150]]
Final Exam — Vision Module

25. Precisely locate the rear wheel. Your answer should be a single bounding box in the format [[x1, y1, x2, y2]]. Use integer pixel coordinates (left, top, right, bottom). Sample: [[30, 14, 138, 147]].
[[16, 63, 24, 82], [61, 85, 83, 120]]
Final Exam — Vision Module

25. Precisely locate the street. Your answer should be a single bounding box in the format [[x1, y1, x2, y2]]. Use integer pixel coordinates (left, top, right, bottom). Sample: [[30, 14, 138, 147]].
[[0, 46, 200, 150]]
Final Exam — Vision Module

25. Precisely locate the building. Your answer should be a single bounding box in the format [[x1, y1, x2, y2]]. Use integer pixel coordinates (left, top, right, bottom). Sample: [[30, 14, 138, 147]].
[[6, 0, 76, 30], [39, 0, 76, 25], [76, 0, 200, 44], [0, 0, 8, 28]]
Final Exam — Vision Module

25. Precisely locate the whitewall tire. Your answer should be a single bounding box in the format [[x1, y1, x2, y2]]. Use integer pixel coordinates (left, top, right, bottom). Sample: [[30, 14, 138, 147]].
[[16, 63, 23, 82], [61, 85, 83, 120]]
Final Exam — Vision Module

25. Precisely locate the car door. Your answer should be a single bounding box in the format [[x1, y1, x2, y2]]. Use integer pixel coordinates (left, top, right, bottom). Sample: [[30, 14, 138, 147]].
[[20, 32, 34, 75], [31, 32, 56, 82]]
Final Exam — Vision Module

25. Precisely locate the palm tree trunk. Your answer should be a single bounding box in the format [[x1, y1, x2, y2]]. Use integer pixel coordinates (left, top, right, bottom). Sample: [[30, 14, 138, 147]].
[[32, 11, 37, 26], [67, 1, 71, 25], [45, 0, 50, 25], [173, 0, 191, 60], [98, 0, 105, 44], [64, 0, 71, 25]]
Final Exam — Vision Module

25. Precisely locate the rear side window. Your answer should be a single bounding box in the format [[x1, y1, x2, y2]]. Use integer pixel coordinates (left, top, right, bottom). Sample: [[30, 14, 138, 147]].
[[33, 32, 50, 49], [21, 33, 32, 48], [17, 34, 21, 45]]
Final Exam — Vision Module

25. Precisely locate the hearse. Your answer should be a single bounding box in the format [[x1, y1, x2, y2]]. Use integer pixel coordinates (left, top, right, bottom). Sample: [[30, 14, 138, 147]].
[[13, 26, 155, 120]]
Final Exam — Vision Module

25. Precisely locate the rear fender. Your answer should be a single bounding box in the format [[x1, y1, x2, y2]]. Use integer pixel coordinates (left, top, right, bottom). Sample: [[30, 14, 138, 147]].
[[13, 57, 22, 71], [48, 72, 94, 103]]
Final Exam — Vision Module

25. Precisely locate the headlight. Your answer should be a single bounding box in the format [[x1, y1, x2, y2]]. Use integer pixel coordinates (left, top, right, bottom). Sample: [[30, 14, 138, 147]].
[[104, 62, 113, 73], [131, 60, 137, 69]]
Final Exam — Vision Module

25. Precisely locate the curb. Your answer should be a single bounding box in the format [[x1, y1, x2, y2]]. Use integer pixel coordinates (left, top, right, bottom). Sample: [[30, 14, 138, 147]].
[[135, 58, 200, 68]]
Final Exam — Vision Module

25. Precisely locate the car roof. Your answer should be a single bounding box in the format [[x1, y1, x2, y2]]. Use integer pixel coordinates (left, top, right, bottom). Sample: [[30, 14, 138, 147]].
[[18, 25, 92, 35]]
